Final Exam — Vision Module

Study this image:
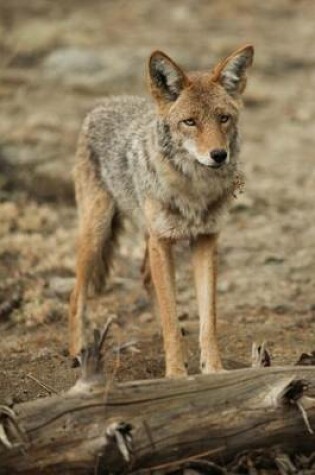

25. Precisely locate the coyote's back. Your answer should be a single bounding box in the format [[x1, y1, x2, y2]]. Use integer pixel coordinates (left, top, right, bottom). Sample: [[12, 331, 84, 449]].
[[78, 96, 154, 221]]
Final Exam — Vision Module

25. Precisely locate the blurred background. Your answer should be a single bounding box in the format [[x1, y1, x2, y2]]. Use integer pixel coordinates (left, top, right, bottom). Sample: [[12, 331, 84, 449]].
[[0, 0, 315, 401]]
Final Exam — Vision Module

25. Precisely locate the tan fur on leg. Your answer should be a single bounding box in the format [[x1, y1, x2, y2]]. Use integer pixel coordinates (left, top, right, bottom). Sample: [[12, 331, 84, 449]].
[[69, 243, 90, 356], [69, 191, 116, 356], [148, 235, 186, 378], [69, 132, 118, 356], [192, 234, 223, 373]]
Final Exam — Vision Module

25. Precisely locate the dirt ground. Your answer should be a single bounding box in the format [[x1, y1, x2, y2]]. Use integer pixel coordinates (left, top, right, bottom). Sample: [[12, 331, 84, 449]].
[[0, 0, 315, 410]]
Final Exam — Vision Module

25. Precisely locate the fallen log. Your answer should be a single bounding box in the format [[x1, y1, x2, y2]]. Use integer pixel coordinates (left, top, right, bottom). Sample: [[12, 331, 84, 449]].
[[1, 330, 315, 474]]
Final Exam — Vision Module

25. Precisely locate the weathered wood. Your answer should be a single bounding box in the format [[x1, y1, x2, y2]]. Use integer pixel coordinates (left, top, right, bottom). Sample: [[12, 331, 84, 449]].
[[1, 365, 315, 474]]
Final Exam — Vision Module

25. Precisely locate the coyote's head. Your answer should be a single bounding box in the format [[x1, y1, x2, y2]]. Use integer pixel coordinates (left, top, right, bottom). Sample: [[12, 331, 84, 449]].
[[148, 45, 254, 170]]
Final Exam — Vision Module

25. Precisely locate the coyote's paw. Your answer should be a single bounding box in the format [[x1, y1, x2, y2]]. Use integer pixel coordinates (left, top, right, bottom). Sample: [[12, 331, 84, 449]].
[[165, 365, 188, 379], [201, 360, 225, 374]]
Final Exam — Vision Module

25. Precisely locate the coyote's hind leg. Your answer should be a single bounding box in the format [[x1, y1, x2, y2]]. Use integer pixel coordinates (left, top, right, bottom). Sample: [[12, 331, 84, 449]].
[[69, 189, 117, 356], [69, 133, 120, 356]]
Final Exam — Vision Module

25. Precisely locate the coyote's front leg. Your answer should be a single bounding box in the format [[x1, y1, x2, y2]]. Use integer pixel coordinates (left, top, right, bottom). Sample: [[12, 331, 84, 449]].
[[148, 234, 187, 378], [192, 234, 223, 373]]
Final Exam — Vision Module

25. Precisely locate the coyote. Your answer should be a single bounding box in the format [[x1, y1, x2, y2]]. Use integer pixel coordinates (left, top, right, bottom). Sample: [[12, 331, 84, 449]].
[[69, 44, 254, 377]]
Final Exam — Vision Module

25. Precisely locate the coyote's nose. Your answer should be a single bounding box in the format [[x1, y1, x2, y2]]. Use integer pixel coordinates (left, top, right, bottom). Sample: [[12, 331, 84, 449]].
[[210, 148, 227, 164]]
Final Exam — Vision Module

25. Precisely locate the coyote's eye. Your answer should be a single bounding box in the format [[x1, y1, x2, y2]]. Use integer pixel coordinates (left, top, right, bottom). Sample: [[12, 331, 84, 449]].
[[219, 114, 230, 124], [182, 118, 196, 127]]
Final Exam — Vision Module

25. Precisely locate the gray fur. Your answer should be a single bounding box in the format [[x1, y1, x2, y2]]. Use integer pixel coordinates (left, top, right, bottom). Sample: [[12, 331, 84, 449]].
[[83, 95, 241, 241]]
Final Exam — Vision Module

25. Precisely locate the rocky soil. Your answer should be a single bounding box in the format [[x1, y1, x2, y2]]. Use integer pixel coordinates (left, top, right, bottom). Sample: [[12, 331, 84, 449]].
[[0, 0, 315, 408]]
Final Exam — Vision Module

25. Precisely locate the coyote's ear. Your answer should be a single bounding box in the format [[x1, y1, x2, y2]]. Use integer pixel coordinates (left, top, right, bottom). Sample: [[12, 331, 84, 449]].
[[213, 45, 254, 96], [148, 51, 189, 103]]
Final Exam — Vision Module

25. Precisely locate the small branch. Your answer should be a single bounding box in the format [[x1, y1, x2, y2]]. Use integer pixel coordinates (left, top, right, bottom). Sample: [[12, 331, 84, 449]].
[[281, 379, 307, 403], [71, 317, 116, 391], [0, 424, 13, 450], [296, 400, 314, 435], [26, 373, 58, 395], [251, 342, 271, 368], [296, 351, 315, 366], [112, 339, 140, 355], [105, 422, 133, 463], [0, 405, 27, 450], [275, 452, 297, 475], [280, 380, 315, 435]]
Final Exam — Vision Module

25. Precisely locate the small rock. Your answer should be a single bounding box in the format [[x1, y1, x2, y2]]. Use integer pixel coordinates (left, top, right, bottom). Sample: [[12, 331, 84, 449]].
[[49, 277, 75, 299], [264, 255, 284, 265], [139, 312, 153, 323], [272, 304, 290, 315], [31, 347, 53, 361]]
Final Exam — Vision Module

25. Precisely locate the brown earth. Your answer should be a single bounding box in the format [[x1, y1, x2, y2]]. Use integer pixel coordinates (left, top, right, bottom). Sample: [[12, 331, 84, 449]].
[[0, 0, 315, 412]]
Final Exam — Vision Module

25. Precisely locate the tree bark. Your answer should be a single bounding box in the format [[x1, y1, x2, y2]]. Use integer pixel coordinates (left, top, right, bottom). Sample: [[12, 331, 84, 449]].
[[1, 365, 315, 474]]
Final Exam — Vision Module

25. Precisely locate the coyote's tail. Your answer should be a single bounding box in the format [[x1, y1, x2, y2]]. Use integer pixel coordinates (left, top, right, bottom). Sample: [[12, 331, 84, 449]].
[[73, 129, 122, 294]]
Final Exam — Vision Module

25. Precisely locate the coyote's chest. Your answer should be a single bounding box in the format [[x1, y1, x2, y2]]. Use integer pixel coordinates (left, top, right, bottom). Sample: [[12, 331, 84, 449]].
[[149, 190, 231, 240]]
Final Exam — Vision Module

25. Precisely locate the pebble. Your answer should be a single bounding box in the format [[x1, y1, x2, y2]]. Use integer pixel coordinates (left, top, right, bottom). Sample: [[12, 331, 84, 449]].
[[49, 277, 75, 298], [139, 312, 153, 323]]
